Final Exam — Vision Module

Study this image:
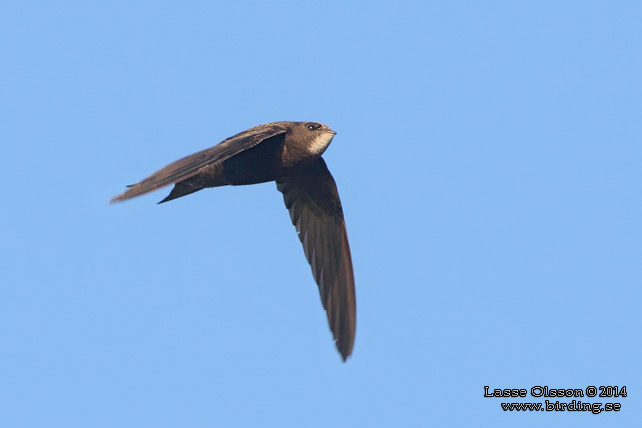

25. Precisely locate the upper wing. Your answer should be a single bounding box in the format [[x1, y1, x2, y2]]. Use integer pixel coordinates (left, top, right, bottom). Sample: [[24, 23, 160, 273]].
[[276, 158, 356, 361], [110, 123, 287, 203]]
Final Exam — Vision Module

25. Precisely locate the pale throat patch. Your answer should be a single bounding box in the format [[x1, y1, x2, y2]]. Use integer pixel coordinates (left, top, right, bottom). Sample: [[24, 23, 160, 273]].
[[308, 132, 335, 156]]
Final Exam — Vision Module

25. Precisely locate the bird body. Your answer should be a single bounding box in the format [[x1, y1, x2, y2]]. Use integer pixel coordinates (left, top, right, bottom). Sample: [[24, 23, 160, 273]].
[[111, 121, 356, 360]]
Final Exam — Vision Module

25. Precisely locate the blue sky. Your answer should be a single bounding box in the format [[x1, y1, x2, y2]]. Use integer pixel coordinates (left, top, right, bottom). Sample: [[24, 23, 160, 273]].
[[1, 1, 640, 427]]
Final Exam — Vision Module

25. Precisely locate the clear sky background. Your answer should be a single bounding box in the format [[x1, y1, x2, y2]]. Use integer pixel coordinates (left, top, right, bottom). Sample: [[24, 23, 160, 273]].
[[1, 1, 640, 427]]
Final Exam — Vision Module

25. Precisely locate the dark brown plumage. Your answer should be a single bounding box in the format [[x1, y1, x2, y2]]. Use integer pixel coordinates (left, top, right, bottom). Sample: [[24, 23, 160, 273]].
[[111, 121, 356, 361]]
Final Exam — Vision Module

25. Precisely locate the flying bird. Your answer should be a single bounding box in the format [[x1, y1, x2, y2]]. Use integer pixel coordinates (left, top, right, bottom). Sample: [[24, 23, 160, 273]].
[[111, 121, 356, 361]]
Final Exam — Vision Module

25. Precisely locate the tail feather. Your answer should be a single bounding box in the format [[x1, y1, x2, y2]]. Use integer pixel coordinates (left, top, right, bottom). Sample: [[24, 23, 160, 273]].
[[157, 182, 203, 204]]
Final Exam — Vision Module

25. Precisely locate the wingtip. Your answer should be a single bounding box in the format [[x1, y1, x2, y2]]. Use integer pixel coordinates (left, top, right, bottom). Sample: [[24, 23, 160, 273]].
[[338, 343, 353, 362], [109, 192, 128, 204]]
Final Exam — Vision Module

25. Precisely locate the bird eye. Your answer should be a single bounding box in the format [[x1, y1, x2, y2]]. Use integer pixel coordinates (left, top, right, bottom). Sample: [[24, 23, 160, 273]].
[[306, 123, 321, 130]]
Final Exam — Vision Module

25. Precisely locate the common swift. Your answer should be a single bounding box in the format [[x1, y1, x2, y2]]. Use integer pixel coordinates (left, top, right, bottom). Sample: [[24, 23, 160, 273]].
[[111, 121, 356, 361]]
